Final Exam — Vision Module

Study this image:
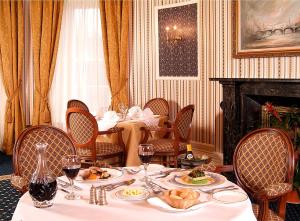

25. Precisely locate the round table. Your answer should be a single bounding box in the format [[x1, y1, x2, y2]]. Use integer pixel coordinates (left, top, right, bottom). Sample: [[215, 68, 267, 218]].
[[12, 168, 257, 221]]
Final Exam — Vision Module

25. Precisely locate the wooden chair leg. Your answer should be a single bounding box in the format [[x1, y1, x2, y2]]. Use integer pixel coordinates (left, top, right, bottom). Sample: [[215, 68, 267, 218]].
[[278, 194, 288, 219]]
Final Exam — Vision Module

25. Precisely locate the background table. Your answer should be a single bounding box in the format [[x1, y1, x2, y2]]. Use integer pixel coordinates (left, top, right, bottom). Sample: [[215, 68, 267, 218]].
[[97, 116, 167, 166], [12, 169, 257, 221]]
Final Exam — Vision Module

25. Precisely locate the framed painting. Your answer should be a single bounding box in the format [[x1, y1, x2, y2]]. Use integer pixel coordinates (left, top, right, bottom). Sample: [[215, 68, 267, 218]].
[[155, 1, 199, 80], [233, 0, 300, 58]]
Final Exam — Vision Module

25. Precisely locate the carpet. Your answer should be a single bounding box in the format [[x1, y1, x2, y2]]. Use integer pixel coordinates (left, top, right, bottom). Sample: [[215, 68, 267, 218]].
[[0, 177, 22, 221]]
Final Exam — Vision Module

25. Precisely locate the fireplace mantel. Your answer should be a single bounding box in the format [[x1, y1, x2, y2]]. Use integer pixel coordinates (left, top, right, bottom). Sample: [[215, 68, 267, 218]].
[[210, 78, 300, 164]]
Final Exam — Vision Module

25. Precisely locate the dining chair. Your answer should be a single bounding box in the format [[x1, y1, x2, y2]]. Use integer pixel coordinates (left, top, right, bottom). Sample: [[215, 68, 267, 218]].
[[140, 104, 195, 167], [204, 128, 294, 221], [67, 99, 89, 112], [143, 98, 169, 117], [66, 107, 125, 166], [11, 125, 77, 193]]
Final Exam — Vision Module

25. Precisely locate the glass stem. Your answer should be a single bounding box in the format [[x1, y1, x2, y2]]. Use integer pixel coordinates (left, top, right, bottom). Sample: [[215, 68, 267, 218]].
[[69, 178, 74, 195], [144, 163, 148, 183]]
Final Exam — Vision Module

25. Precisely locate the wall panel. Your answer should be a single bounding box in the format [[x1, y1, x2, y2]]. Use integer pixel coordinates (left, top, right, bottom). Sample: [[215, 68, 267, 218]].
[[129, 0, 300, 153]]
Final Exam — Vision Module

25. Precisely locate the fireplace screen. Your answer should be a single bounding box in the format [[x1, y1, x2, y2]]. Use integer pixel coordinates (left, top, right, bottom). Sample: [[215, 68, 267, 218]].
[[262, 104, 300, 149]]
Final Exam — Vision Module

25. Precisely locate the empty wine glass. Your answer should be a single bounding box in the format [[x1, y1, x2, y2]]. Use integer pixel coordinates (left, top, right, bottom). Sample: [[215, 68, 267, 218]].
[[138, 144, 154, 185], [62, 155, 81, 200], [118, 103, 128, 120]]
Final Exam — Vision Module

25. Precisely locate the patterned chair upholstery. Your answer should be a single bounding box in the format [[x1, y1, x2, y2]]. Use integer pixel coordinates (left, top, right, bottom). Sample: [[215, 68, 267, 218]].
[[12, 125, 76, 193], [66, 107, 125, 166], [233, 128, 294, 221], [143, 98, 169, 117], [141, 105, 194, 167], [67, 99, 89, 112]]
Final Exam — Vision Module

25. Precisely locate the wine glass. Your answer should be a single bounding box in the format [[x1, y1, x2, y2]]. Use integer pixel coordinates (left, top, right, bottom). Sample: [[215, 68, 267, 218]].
[[118, 103, 128, 120], [138, 144, 154, 185], [62, 155, 81, 200]]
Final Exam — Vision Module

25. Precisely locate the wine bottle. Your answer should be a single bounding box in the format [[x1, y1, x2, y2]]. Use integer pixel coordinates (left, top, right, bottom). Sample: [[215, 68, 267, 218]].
[[185, 144, 194, 160]]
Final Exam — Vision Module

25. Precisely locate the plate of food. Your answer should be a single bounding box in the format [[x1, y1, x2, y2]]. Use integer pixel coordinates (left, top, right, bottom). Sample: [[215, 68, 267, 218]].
[[115, 187, 150, 201], [170, 169, 226, 187], [147, 188, 211, 213], [77, 167, 123, 182]]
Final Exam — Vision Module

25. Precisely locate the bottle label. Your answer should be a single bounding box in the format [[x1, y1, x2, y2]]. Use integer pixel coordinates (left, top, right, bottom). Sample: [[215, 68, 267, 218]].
[[187, 144, 192, 152], [186, 153, 194, 160]]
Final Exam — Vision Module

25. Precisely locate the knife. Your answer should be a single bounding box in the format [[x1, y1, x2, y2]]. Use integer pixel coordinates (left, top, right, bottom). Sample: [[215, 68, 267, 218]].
[[57, 178, 83, 191]]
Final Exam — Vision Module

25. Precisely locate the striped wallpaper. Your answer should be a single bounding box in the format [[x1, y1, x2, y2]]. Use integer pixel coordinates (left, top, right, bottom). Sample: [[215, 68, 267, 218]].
[[129, 0, 300, 153]]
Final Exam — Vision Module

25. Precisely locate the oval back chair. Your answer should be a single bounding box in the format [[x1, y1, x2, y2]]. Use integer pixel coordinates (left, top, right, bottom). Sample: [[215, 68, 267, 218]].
[[12, 125, 76, 192], [234, 128, 294, 221], [143, 98, 169, 117], [67, 99, 89, 112]]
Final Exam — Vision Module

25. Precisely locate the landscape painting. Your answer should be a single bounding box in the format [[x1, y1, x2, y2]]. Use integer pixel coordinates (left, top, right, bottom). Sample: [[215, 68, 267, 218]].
[[233, 0, 300, 58]]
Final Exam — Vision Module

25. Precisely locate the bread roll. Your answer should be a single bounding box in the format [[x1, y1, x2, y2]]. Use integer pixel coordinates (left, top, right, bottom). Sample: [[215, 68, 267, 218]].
[[161, 188, 200, 209]]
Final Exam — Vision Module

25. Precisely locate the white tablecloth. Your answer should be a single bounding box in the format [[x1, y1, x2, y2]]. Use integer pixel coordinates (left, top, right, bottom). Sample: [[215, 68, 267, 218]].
[[12, 168, 257, 221]]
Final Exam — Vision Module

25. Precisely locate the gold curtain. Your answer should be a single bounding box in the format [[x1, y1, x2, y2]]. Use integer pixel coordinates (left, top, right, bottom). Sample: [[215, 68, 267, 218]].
[[0, 1, 25, 155], [99, 0, 130, 110], [31, 1, 64, 125]]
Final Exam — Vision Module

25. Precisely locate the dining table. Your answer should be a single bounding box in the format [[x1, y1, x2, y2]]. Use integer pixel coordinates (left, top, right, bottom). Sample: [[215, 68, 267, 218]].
[[12, 165, 257, 221], [96, 115, 168, 166]]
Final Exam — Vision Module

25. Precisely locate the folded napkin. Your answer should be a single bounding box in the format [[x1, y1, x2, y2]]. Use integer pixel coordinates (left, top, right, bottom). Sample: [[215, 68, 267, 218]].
[[141, 108, 160, 127], [127, 106, 142, 119], [97, 111, 120, 131]]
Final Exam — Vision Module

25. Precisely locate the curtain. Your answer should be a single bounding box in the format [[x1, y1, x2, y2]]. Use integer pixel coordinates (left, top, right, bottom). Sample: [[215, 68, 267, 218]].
[[49, 0, 111, 129], [99, 0, 130, 110], [0, 1, 25, 154], [30, 1, 64, 125]]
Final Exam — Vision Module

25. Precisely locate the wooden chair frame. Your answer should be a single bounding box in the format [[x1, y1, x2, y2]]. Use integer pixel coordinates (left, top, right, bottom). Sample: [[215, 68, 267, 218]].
[[67, 99, 89, 112]]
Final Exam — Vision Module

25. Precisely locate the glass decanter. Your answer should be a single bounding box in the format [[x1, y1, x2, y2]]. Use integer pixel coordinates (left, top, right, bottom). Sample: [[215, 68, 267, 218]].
[[29, 143, 57, 208]]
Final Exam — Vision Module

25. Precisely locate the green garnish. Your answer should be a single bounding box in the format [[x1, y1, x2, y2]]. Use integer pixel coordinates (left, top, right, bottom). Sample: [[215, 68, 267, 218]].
[[191, 179, 209, 184]]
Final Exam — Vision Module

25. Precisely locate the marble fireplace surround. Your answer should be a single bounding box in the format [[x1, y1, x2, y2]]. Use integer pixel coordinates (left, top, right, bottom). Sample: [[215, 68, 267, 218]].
[[210, 78, 300, 165]]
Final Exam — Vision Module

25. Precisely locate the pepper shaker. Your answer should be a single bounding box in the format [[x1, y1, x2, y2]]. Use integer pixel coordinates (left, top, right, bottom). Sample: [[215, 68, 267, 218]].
[[89, 185, 97, 204], [97, 187, 108, 205]]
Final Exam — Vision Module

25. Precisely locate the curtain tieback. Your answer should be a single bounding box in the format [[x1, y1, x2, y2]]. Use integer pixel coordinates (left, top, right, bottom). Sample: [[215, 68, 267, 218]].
[[35, 89, 51, 123], [6, 84, 21, 123]]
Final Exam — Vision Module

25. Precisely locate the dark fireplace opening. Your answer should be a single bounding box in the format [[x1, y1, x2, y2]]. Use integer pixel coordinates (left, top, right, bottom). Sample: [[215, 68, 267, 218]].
[[210, 78, 300, 164]]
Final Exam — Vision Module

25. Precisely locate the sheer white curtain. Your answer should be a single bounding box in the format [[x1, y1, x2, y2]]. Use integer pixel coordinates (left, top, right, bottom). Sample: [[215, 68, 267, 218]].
[[0, 72, 7, 150], [50, 0, 111, 129]]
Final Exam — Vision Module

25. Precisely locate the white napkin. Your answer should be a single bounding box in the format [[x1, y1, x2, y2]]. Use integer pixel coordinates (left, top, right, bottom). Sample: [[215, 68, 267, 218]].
[[141, 108, 160, 127], [127, 106, 142, 119], [97, 111, 120, 131]]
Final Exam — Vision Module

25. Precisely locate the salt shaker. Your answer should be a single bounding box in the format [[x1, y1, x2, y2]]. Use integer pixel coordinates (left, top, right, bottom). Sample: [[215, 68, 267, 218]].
[[97, 187, 108, 205], [89, 185, 97, 204]]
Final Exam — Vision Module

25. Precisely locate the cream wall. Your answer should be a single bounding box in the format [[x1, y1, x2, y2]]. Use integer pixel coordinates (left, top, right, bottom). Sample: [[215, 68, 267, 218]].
[[129, 0, 300, 153]]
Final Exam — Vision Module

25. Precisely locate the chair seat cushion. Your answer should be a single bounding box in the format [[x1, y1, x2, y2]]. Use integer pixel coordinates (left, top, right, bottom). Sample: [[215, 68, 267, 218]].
[[252, 204, 283, 221], [77, 142, 123, 157], [147, 139, 186, 153], [262, 183, 292, 197]]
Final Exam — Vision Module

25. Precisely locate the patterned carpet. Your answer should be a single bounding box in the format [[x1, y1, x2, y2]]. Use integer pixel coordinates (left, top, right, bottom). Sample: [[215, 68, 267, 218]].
[[0, 177, 22, 221]]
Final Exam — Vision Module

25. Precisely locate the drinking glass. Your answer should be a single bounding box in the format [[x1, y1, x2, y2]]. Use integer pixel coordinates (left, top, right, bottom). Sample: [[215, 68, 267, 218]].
[[138, 144, 154, 184], [118, 103, 128, 120], [62, 155, 81, 200]]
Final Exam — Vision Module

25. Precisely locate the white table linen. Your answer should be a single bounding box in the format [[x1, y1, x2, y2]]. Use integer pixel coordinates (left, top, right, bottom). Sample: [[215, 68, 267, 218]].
[[12, 168, 257, 221]]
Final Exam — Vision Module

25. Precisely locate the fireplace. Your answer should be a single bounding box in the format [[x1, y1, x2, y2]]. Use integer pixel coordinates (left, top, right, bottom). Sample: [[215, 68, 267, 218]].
[[210, 78, 300, 165]]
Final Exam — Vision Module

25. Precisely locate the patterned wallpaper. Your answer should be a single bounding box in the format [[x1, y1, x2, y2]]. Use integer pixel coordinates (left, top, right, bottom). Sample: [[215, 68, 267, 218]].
[[129, 0, 300, 153], [157, 3, 198, 77]]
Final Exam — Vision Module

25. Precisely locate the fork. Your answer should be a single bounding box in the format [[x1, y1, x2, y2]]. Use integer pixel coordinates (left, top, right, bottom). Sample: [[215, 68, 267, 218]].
[[126, 168, 142, 175], [199, 185, 238, 194]]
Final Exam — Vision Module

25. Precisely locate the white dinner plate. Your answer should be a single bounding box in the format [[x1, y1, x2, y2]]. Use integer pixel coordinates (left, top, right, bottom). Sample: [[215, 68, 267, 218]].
[[147, 193, 211, 213], [115, 187, 150, 201], [169, 171, 226, 187], [76, 168, 123, 183], [212, 190, 248, 204]]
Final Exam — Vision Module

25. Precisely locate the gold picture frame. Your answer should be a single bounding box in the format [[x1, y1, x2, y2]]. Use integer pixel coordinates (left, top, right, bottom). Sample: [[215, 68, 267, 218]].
[[233, 0, 300, 58]]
